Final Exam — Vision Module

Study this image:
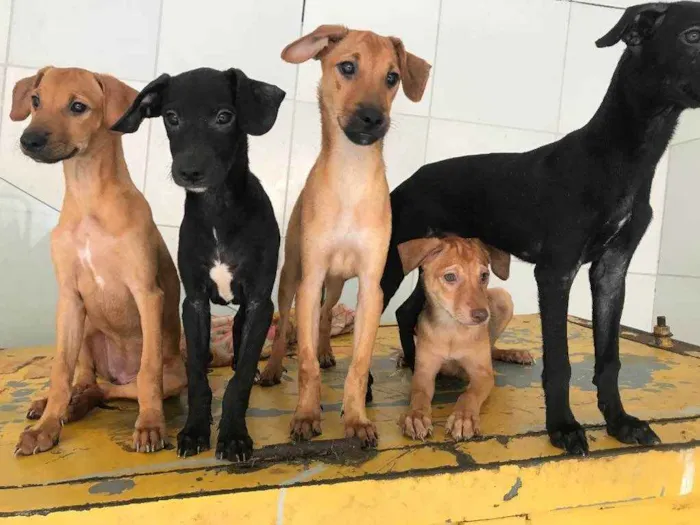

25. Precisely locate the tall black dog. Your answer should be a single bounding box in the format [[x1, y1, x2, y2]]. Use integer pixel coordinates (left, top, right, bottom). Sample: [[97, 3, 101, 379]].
[[113, 68, 284, 461], [382, 2, 700, 455]]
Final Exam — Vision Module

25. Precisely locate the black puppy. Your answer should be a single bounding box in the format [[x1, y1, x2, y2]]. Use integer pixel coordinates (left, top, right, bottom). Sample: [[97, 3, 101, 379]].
[[382, 2, 700, 455], [112, 68, 284, 461]]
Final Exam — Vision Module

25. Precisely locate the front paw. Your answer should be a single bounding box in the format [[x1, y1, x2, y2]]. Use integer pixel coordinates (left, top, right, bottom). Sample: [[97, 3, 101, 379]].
[[400, 409, 433, 441], [290, 408, 322, 442], [215, 429, 254, 462], [257, 362, 285, 387], [177, 422, 211, 458], [15, 419, 61, 456], [133, 410, 167, 453], [548, 421, 589, 456], [607, 414, 660, 446], [318, 349, 336, 369], [446, 408, 481, 441], [26, 399, 48, 420], [344, 415, 378, 448]]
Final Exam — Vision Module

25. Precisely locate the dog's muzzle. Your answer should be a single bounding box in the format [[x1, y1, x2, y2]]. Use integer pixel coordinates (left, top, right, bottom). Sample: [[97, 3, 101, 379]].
[[343, 106, 389, 146]]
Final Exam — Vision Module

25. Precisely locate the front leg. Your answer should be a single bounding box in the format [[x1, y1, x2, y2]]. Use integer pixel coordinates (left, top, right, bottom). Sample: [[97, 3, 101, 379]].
[[396, 275, 426, 371], [177, 296, 213, 458], [16, 290, 85, 456], [446, 348, 494, 441], [131, 285, 167, 453], [343, 274, 383, 447], [400, 346, 441, 441], [217, 297, 274, 461], [535, 263, 588, 455], [590, 212, 659, 446]]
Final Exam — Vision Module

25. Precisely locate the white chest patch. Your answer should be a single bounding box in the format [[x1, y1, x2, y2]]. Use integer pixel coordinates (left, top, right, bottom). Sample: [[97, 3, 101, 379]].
[[210, 260, 233, 302], [77, 240, 105, 289]]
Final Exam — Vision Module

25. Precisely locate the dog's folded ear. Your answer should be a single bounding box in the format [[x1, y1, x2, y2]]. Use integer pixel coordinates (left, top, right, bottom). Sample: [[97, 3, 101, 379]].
[[397, 237, 444, 275], [94, 74, 138, 129], [10, 66, 53, 121], [281, 25, 349, 63], [111, 73, 171, 134], [226, 69, 286, 136], [596, 2, 668, 49], [390, 38, 431, 103], [485, 245, 510, 281]]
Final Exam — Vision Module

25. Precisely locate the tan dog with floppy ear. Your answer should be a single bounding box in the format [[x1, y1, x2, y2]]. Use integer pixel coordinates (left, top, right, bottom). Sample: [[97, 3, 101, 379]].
[[10, 67, 186, 456], [397, 236, 532, 442], [259, 26, 431, 446]]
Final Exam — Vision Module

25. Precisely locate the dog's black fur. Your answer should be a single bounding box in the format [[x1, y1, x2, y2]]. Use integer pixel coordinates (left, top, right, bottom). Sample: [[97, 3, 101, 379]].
[[381, 2, 700, 455], [112, 67, 285, 461]]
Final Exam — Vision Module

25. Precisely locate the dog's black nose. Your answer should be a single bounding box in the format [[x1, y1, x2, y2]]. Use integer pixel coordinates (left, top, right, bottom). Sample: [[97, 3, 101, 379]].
[[20, 131, 49, 152], [355, 107, 385, 130], [471, 309, 488, 324], [178, 167, 201, 181]]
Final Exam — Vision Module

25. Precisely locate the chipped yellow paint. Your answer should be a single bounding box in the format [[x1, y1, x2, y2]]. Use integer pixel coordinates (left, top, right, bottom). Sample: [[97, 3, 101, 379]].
[[0, 315, 698, 523]]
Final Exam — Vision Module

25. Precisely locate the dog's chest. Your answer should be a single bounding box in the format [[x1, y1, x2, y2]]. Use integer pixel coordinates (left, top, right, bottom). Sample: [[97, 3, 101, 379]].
[[208, 228, 236, 303]]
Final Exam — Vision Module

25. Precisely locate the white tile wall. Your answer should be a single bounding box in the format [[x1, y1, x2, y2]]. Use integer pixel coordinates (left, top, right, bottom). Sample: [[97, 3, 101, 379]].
[[0, 0, 686, 345]]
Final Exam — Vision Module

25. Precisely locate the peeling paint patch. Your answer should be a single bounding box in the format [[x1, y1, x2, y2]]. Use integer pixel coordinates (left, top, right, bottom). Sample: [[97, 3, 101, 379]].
[[88, 478, 135, 495], [503, 477, 522, 501], [680, 450, 695, 496]]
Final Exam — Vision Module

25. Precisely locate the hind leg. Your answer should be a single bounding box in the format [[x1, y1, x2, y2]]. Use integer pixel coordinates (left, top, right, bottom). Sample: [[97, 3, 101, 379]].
[[488, 288, 533, 365], [318, 276, 344, 369], [27, 326, 103, 423]]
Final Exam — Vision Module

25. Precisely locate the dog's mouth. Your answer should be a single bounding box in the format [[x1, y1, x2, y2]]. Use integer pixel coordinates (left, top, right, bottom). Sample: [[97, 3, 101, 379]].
[[344, 130, 383, 146], [22, 147, 79, 164]]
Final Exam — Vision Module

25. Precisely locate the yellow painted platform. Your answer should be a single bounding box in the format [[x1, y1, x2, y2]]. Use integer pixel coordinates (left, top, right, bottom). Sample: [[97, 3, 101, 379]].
[[0, 314, 698, 523]]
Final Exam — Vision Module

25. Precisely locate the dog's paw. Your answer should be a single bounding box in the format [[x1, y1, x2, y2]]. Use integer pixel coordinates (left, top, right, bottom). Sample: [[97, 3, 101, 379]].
[[607, 414, 660, 446], [548, 422, 589, 456], [289, 409, 322, 441], [318, 349, 336, 369], [177, 424, 211, 458], [400, 410, 433, 441], [215, 431, 254, 462], [26, 399, 48, 420], [446, 409, 480, 441], [14, 420, 61, 456], [257, 363, 284, 387], [492, 348, 534, 366], [344, 416, 378, 448], [133, 410, 167, 453]]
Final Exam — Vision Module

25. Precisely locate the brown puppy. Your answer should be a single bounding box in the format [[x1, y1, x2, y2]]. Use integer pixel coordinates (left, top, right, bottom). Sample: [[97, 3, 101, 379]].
[[260, 26, 430, 445], [10, 67, 186, 456], [397, 236, 531, 441]]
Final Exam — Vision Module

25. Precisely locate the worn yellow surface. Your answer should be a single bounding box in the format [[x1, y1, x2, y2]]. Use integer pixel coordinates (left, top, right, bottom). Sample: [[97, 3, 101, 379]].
[[0, 314, 698, 523]]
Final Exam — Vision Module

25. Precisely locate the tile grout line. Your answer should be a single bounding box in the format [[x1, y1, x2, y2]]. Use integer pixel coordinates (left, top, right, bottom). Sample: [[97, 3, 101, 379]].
[[141, 0, 166, 197], [555, 1, 573, 134], [280, 0, 305, 236], [651, 154, 672, 308], [0, 176, 60, 212], [0, 0, 16, 143], [421, 0, 443, 169]]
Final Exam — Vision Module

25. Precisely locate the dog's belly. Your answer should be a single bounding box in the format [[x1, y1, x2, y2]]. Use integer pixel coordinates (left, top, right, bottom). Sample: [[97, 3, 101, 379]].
[[87, 330, 141, 385], [209, 259, 234, 303]]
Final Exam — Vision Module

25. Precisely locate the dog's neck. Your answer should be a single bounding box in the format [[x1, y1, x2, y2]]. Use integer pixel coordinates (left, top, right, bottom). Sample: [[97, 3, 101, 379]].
[[61, 129, 134, 217], [585, 52, 681, 168], [185, 135, 250, 225], [318, 101, 385, 182]]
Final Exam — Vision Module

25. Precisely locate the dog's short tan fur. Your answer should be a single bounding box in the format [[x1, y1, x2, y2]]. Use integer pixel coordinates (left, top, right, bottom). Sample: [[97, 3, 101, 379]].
[[397, 237, 532, 441], [10, 67, 186, 456], [259, 26, 430, 444]]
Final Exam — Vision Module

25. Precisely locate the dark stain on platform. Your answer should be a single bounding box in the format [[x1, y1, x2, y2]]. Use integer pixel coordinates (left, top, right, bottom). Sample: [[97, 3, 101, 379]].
[[88, 478, 135, 495]]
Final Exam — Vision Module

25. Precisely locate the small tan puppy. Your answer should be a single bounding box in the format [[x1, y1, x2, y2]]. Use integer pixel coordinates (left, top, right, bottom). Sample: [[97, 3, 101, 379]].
[[397, 236, 531, 441], [10, 67, 186, 456]]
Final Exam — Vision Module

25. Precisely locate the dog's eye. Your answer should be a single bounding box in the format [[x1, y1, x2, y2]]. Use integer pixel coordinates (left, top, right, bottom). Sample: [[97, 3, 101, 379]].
[[444, 272, 457, 283], [386, 72, 399, 88], [165, 111, 180, 126], [31, 95, 40, 109], [215, 110, 233, 125], [338, 61, 356, 77], [70, 102, 87, 114], [480, 271, 489, 284], [685, 29, 700, 44]]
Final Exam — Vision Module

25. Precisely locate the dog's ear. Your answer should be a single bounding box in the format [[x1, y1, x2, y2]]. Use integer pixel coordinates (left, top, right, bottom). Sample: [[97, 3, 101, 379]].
[[10, 66, 52, 121], [281, 25, 349, 63], [596, 3, 668, 49], [485, 245, 510, 281], [94, 74, 138, 129], [226, 68, 286, 136], [110, 73, 170, 134], [397, 238, 444, 274], [390, 38, 431, 103]]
